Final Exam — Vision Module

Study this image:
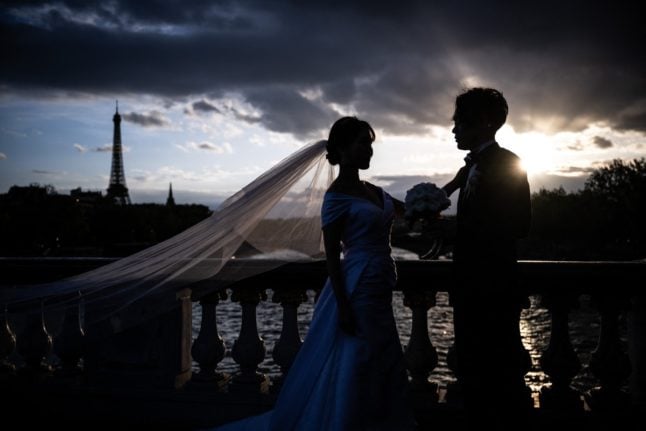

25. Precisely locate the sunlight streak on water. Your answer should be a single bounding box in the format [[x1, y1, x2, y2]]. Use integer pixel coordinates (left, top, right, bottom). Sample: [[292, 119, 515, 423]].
[[193, 292, 611, 394]]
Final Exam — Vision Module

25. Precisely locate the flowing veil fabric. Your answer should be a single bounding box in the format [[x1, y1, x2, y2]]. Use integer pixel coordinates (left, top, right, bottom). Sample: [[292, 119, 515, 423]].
[[1, 140, 333, 334]]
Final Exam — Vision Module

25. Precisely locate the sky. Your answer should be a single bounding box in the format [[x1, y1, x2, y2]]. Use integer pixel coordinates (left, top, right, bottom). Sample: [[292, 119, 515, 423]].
[[1, 0, 645, 210]]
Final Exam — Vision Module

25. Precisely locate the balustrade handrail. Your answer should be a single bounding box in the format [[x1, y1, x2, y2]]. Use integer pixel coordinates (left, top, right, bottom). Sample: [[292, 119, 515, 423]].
[[1, 257, 645, 299], [2, 256, 645, 428]]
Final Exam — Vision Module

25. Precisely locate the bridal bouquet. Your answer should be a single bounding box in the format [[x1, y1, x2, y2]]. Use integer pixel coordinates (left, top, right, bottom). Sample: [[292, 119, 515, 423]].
[[404, 182, 451, 222]]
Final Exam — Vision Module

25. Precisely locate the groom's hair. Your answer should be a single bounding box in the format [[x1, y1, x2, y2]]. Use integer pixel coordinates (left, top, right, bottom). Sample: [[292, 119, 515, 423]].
[[326, 116, 376, 165], [455, 88, 508, 131]]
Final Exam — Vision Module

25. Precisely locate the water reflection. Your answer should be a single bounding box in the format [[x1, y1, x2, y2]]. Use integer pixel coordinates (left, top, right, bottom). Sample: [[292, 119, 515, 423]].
[[193, 291, 615, 396]]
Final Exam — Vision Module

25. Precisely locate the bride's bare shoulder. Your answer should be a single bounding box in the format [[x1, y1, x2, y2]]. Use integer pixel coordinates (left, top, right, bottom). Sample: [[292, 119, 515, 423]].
[[327, 180, 347, 194], [362, 181, 382, 194]]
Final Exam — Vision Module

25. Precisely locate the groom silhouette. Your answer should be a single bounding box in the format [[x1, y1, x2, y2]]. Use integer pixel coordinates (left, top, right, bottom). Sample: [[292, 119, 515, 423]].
[[444, 88, 532, 427]]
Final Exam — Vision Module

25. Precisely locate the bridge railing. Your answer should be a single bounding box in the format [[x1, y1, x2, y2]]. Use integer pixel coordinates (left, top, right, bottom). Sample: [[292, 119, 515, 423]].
[[1, 258, 645, 423]]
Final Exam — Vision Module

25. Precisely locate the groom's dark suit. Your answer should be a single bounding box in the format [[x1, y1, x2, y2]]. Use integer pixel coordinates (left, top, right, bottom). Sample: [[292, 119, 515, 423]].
[[454, 142, 530, 264], [451, 142, 531, 413]]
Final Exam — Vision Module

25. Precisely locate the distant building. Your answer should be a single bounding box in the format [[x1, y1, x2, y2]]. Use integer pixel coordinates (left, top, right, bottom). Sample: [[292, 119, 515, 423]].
[[166, 183, 176, 207], [70, 187, 103, 205], [106, 101, 132, 205]]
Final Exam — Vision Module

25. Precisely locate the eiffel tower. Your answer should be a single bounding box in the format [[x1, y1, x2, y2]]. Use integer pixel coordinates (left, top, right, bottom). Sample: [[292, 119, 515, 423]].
[[106, 101, 131, 205]]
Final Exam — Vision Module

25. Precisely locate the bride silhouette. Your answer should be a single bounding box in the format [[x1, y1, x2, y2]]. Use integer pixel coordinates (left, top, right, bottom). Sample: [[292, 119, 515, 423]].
[[1, 117, 416, 431], [213, 117, 416, 430]]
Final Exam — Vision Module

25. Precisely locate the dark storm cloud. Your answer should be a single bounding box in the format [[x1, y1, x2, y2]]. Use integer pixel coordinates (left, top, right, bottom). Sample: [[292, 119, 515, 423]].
[[244, 87, 339, 138], [94, 145, 113, 152], [122, 111, 170, 127], [567, 141, 585, 151], [593, 136, 613, 149], [2, 1, 645, 136], [191, 100, 221, 114]]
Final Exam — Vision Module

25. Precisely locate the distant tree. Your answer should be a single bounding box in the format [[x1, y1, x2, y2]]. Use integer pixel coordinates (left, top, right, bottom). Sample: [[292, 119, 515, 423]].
[[583, 158, 646, 256], [0, 185, 212, 257], [584, 158, 646, 199]]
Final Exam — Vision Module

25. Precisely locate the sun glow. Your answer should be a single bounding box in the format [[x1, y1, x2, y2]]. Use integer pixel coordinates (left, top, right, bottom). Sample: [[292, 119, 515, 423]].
[[499, 128, 561, 176]]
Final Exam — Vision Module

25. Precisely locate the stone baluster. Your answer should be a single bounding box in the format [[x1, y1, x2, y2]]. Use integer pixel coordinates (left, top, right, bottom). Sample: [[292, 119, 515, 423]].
[[271, 287, 307, 389], [230, 287, 270, 393], [539, 293, 583, 411], [628, 293, 646, 409], [1, 306, 16, 373], [444, 343, 461, 405], [585, 292, 632, 411], [54, 296, 85, 376], [190, 290, 230, 390], [403, 288, 439, 403], [17, 302, 53, 377]]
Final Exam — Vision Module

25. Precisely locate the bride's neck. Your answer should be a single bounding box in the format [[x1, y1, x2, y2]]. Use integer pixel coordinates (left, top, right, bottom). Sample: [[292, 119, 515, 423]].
[[337, 166, 361, 184]]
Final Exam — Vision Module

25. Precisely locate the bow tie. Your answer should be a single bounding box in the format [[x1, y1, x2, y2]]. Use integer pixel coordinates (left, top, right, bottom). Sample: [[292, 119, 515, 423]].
[[464, 153, 479, 167]]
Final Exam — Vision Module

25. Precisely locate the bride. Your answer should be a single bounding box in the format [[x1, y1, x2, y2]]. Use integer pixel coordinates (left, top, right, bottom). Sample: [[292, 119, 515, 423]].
[[1, 116, 416, 431], [214, 117, 416, 430]]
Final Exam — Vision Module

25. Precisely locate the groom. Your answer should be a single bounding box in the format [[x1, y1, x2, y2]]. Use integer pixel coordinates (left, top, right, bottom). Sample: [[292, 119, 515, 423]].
[[443, 88, 532, 425]]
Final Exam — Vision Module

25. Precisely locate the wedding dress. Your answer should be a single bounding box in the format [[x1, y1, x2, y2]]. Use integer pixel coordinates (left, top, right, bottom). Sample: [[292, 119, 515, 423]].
[[2, 139, 415, 430], [2, 141, 332, 333], [214, 189, 416, 431]]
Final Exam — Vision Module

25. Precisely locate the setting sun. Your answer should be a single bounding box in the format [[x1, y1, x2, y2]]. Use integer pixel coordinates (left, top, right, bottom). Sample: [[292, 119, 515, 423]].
[[499, 128, 560, 176]]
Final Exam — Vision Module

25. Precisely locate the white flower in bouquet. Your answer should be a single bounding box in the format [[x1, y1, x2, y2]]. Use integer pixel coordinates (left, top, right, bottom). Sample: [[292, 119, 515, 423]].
[[404, 182, 451, 221]]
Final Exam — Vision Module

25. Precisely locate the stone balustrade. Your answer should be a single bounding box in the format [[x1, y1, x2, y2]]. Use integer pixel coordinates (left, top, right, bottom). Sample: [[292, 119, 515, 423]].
[[1, 258, 644, 428]]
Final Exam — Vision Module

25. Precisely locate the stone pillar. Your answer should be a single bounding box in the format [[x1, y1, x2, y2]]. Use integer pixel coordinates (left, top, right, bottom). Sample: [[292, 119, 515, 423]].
[[17, 303, 53, 377], [191, 290, 229, 390], [54, 298, 85, 377], [403, 288, 439, 403], [586, 292, 632, 411], [230, 287, 270, 394], [539, 293, 583, 411], [628, 293, 646, 410], [271, 287, 307, 389], [0, 306, 16, 374]]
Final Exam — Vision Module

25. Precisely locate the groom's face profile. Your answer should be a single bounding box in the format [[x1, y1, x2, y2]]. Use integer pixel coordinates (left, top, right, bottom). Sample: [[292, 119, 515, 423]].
[[452, 108, 490, 151]]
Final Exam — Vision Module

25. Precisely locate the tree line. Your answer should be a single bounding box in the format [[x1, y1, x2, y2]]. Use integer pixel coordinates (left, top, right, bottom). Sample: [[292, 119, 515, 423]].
[[392, 158, 646, 261], [1, 158, 644, 260], [0, 185, 212, 257]]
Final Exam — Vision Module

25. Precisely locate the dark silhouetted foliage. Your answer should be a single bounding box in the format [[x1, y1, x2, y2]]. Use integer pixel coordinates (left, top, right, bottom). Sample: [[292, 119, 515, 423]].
[[2, 158, 645, 260], [0, 184, 211, 257], [520, 158, 646, 260]]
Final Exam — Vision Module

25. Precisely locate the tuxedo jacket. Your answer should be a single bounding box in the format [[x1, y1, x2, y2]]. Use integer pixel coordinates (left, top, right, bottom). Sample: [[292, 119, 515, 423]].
[[454, 142, 531, 265]]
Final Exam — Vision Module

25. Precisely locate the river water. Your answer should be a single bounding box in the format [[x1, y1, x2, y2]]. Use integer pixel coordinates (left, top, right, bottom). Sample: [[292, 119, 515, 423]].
[[192, 260, 618, 396]]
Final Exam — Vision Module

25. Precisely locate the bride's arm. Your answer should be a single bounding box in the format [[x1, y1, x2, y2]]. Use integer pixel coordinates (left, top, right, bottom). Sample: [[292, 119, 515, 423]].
[[442, 165, 469, 197], [323, 220, 355, 335], [391, 197, 406, 218]]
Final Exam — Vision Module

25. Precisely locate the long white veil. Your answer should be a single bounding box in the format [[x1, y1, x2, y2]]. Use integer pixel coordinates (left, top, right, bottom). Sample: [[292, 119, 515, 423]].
[[1, 140, 334, 333]]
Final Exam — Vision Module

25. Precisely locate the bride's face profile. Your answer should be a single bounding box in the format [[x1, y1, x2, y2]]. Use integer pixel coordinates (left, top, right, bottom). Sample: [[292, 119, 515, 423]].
[[340, 128, 374, 170]]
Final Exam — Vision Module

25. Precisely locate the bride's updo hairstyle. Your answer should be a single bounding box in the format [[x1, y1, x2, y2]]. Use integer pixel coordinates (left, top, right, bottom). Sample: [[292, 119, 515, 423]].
[[326, 116, 376, 165]]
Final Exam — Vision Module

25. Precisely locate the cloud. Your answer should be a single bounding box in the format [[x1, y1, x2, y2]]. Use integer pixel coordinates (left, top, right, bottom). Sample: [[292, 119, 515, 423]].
[[32, 169, 62, 175], [188, 99, 221, 115], [2, 1, 645, 137], [550, 166, 597, 176], [94, 144, 113, 152], [592, 136, 613, 149], [567, 141, 584, 151], [0, 152, 6, 160], [244, 87, 340, 139], [180, 141, 233, 154], [74, 143, 87, 152], [529, 173, 589, 192], [122, 111, 170, 127]]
